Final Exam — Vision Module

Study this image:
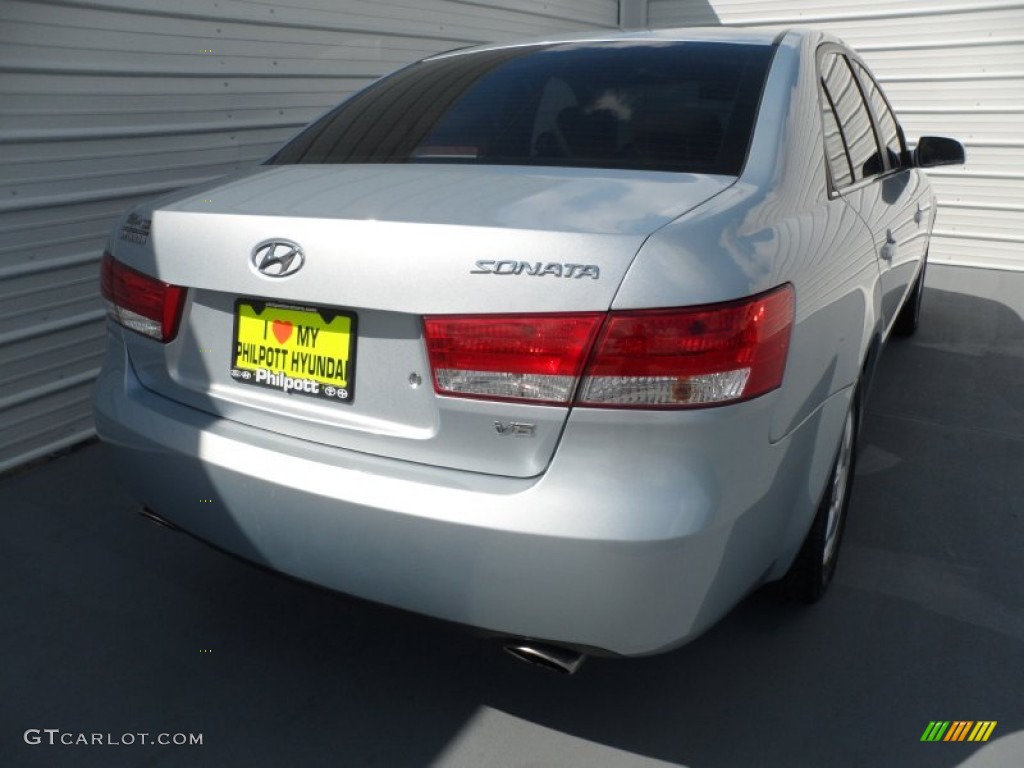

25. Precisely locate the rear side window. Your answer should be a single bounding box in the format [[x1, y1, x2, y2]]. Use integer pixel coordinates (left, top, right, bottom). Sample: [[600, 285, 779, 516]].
[[270, 42, 775, 176], [819, 82, 853, 188], [851, 60, 906, 171], [819, 52, 882, 188]]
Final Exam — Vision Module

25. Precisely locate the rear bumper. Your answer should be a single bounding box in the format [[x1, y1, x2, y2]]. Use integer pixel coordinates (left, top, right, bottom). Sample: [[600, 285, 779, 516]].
[[93, 335, 843, 656]]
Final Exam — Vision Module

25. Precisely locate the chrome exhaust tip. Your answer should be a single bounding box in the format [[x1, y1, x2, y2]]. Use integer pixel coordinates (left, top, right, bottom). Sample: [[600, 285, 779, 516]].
[[138, 506, 181, 531], [504, 642, 586, 675]]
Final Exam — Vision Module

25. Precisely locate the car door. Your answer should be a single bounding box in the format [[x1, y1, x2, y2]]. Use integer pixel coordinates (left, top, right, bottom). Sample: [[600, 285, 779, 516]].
[[849, 57, 933, 327], [817, 47, 928, 332]]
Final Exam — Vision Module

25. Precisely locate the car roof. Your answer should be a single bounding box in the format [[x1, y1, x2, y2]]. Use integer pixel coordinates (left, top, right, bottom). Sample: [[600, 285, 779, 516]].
[[426, 26, 818, 61]]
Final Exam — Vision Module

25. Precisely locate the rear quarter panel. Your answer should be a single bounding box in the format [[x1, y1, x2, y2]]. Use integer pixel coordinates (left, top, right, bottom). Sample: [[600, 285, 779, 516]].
[[612, 32, 882, 575], [615, 32, 879, 437]]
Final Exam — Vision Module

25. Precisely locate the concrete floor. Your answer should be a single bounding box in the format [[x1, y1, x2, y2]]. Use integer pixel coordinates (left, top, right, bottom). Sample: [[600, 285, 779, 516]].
[[2, 264, 1022, 768]]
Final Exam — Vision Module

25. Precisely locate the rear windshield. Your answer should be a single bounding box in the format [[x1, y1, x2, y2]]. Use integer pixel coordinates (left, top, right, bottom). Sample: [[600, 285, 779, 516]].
[[269, 41, 775, 176]]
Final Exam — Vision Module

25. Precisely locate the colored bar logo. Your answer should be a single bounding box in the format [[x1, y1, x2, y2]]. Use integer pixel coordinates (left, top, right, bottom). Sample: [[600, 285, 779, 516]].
[[921, 721, 997, 742]]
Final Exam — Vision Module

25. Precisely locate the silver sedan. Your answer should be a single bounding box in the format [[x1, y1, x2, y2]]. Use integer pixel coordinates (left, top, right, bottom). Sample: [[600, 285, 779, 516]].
[[94, 27, 964, 672]]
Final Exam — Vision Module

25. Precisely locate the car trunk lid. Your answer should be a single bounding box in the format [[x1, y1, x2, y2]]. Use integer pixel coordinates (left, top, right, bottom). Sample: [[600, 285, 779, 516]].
[[118, 164, 731, 477]]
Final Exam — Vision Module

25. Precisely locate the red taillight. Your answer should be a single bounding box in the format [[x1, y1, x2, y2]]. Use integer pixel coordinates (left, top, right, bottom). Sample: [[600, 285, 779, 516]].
[[424, 284, 794, 408], [100, 252, 186, 342], [423, 314, 604, 404], [579, 285, 794, 407]]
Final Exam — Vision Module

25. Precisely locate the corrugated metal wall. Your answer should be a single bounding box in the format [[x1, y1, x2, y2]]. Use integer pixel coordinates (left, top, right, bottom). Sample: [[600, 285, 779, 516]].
[[0, 0, 619, 473], [648, 0, 1024, 272]]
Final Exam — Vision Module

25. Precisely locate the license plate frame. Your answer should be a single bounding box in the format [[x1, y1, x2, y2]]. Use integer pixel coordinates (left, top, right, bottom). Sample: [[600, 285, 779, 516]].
[[230, 298, 357, 405]]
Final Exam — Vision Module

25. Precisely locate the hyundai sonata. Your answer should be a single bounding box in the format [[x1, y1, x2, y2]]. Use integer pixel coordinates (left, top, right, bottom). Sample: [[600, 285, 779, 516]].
[[94, 27, 964, 671]]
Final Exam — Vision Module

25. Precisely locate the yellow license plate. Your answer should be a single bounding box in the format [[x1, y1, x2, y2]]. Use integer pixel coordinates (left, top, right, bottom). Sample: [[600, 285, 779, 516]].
[[231, 299, 356, 404]]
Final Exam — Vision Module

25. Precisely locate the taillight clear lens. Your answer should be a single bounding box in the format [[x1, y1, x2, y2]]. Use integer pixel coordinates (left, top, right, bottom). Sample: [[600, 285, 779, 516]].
[[423, 285, 794, 409], [423, 314, 604, 404], [579, 284, 794, 407], [100, 252, 186, 342]]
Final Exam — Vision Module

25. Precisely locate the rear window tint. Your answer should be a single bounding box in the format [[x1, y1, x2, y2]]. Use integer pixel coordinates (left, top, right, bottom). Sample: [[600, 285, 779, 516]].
[[270, 41, 775, 176]]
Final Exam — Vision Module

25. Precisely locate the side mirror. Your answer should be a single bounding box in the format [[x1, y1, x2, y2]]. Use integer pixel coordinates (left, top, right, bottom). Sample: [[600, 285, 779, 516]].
[[915, 136, 965, 168]]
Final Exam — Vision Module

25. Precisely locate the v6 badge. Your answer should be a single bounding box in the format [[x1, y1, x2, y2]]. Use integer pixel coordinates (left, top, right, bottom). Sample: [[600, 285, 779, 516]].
[[494, 421, 535, 437]]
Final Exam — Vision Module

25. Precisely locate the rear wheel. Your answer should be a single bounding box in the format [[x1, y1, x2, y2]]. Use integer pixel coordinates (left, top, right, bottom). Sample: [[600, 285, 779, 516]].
[[785, 391, 858, 604], [892, 259, 926, 337]]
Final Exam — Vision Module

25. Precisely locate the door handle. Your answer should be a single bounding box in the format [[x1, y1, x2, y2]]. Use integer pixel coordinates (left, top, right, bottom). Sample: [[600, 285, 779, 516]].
[[880, 230, 897, 263]]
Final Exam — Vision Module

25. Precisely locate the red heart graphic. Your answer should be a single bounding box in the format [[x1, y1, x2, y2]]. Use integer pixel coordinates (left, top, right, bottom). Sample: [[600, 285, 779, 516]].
[[272, 320, 293, 344]]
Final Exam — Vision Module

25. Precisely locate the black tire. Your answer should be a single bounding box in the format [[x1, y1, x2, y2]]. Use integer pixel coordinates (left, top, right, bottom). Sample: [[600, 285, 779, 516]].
[[785, 391, 859, 604], [892, 259, 927, 337]]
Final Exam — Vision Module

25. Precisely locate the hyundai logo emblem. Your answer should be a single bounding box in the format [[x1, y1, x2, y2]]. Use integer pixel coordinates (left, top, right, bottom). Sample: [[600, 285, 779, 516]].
[[251, 239, 304, 278]]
